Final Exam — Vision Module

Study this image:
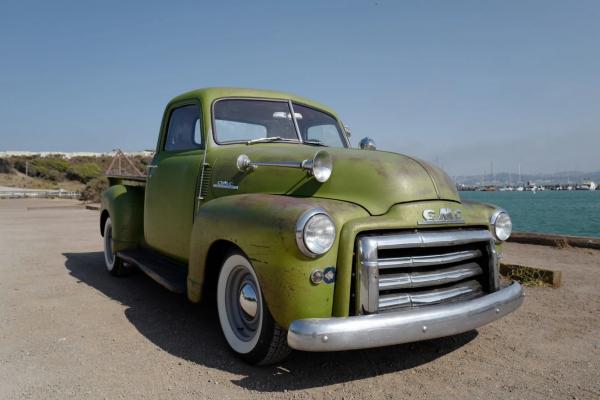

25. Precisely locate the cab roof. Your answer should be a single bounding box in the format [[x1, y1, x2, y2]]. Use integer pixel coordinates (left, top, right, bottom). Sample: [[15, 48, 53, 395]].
[[168, 87, 340, 118]]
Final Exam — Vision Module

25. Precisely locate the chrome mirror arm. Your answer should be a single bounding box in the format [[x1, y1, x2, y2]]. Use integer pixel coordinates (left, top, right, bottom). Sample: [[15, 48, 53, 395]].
[[237, 155, 304, 172], [236, 151, 333, 183]]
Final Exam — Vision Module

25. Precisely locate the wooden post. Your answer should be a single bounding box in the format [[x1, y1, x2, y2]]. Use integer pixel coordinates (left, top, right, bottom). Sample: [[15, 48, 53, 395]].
[[500, 263, 562, 288]]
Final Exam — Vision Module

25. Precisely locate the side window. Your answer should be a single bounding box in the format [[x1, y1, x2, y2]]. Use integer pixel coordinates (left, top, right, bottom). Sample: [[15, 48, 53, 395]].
[[164, 105, 202, 151]]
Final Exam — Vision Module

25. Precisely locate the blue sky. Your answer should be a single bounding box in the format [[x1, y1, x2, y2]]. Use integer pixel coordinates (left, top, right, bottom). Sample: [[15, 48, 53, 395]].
[[1, 0, 598, 176]]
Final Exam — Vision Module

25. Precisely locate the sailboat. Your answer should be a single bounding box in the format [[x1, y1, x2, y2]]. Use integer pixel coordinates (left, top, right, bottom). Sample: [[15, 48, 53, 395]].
[[516, 163, 524, 191]]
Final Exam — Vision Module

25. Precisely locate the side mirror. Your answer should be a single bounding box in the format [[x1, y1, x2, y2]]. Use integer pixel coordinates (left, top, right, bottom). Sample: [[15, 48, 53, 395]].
[[359, 137, 376, 150]]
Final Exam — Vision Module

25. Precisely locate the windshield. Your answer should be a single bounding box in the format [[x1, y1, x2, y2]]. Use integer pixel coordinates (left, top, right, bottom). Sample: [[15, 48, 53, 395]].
[[213, 98, 347, 148]]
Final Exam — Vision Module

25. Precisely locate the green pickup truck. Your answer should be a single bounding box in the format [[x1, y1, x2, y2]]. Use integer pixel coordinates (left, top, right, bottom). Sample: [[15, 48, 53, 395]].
[[101, 87, 523, 365]]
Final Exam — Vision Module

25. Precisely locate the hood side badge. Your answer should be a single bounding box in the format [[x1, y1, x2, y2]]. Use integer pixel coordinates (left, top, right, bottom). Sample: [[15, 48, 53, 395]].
[[213, 181, 239, 190]]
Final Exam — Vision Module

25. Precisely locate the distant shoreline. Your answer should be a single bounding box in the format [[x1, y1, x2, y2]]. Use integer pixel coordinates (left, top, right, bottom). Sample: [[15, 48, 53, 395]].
[[0, 150, 154, 159]]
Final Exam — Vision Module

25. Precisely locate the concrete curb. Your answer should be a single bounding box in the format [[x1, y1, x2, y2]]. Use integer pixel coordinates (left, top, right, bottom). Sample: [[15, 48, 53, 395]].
[[508, 231, 600, 250]]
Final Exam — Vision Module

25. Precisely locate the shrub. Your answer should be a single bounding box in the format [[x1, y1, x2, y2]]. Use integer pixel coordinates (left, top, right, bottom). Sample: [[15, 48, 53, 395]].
[[31, 159, 69, 181], [43, 158, 70, 172], [0, 158, 13, 173], [66, 163, 103, 183], [80, 177, 108, 202], [14, 158, 71, 181], [11, 159, 25, 173]]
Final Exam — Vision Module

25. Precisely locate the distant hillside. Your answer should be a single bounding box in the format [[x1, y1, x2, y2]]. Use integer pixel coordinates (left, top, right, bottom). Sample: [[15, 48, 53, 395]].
[[0, 150, 154, 159], [0, 153, 152, 201]]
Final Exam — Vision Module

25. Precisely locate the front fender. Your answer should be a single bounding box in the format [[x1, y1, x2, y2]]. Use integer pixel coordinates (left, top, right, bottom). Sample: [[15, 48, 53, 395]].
[[100, 185, 144, 252], [461, 199, 506, 252], [187, 194, 368, 328], [461, 199, 501, 223]]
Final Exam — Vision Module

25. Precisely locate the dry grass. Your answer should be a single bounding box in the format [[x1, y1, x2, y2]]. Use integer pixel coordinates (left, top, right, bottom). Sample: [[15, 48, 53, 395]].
[[554, 238, 571, 249], [0, 172, 85, 192]]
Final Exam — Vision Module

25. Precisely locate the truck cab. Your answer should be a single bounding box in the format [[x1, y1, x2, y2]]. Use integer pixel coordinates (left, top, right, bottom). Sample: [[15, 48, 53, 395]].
[[101, 87, 523, 365]]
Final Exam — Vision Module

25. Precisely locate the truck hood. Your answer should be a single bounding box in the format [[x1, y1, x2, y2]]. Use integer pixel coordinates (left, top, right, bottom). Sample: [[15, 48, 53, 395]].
[[209, 144, 460, 215]]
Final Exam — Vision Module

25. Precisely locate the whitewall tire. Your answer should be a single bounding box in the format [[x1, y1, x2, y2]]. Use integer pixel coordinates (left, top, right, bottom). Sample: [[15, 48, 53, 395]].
[[103, 217, 126, 276], [216, 251, 291, 365]]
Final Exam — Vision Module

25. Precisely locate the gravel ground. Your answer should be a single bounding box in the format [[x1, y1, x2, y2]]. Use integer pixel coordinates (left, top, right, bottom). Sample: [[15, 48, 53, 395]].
[[1, 198, 598, 399]]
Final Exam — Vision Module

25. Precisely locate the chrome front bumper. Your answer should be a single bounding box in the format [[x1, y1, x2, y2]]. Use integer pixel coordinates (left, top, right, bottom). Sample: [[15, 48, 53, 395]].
[[287, 282, 524, 352]]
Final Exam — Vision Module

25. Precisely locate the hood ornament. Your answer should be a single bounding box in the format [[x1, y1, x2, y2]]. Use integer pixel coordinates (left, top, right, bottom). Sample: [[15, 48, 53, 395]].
[[236, 150, 333, 183]]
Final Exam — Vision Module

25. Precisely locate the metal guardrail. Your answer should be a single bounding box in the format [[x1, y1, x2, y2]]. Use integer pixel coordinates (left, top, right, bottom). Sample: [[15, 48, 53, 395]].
[[0, 190, 81, 199]]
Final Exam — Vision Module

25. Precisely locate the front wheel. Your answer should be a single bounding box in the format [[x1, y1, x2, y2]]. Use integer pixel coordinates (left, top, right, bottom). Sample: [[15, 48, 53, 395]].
[[103, 217, 127, 276], [216, 251, 291, 365]]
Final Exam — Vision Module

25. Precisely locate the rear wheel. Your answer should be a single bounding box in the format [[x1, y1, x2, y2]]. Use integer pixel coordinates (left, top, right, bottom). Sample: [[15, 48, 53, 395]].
[[103, 217, 127, 276], [216, 251, 291, 365]]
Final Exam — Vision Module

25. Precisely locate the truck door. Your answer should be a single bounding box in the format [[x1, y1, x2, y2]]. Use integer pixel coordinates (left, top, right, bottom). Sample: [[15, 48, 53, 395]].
[[144, 102, 204, 261]]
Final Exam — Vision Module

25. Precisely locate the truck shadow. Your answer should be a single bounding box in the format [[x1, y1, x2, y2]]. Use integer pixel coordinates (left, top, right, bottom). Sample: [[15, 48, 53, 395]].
[[63, 251, 477, 392]]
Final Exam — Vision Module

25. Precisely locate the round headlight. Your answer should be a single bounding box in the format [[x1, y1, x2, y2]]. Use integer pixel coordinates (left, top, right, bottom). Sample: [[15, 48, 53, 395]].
[[296, 209, 336, 257], [491, 210, 512, 241]]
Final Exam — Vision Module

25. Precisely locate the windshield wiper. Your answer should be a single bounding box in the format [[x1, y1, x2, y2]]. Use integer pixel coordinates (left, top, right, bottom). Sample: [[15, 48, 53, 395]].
[[247, 136, 299, 145], [303, 140, 327, 147], [247, 136, 281, 144]]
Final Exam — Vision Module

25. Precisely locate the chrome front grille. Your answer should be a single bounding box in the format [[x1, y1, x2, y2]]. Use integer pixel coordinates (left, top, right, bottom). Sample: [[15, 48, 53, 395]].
[[379, 280, 484, 309], [377, 249, 482, 269], [356, 229, 498, 314], [378, 261, 483, 291]]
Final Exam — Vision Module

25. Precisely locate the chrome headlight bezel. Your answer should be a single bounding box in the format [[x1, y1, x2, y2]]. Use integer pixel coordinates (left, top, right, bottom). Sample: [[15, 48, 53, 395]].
[[295, 208, 336, 257], [491, 209, 512, 241]]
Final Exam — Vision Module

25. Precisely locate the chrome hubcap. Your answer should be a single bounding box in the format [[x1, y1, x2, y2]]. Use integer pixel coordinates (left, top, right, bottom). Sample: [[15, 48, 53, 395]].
[[104, 224, 114, 267], [239, 282, 258, 318], [225, 265, 261, 342]]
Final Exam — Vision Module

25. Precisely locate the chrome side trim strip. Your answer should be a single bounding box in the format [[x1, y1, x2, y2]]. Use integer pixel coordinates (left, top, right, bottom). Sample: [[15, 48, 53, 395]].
[[287, 282, 524, 352], [378, 249, 482, 270], [378, 262, 483, 291], [378, 280, 483, 310]]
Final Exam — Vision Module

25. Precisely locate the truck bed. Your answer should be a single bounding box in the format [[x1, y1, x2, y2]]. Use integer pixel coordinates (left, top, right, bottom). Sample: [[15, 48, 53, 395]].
[[107, 175, 147, 187]]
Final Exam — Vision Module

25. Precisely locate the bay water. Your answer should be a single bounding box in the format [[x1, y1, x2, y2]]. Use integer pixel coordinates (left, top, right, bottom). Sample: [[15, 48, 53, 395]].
[[460, 190, 600, 238]]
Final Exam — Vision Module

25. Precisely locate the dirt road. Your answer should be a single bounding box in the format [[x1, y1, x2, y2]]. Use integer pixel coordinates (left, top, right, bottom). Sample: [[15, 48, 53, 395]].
[[1, 199, 598, 399]]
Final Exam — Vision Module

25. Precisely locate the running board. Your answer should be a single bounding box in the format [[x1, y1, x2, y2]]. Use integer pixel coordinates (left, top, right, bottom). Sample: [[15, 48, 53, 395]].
[[118, 249, 187, 294]]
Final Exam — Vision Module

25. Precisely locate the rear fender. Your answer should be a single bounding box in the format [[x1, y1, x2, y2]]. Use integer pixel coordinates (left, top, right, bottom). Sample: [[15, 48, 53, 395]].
[[100, 185, 145, 252]]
